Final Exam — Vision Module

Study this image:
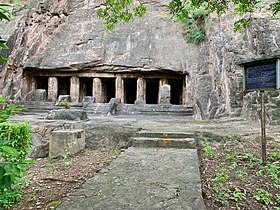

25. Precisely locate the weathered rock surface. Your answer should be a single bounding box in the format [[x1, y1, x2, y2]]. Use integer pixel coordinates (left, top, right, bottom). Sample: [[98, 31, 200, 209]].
[[49, 129, 86, 157], [29, 124, 54, 158], [31, 89, 47, 101], [1, 0, 280, 121]]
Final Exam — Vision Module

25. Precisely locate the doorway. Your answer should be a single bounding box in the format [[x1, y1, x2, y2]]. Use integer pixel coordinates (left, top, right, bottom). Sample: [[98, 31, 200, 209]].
[[124, 78, 137, 104], [57, 77, 70, 95], [102, 78, 115, 103], [169, 79, 183, 105], [146, 78, 159, 104], [80, 77, 93, 101]]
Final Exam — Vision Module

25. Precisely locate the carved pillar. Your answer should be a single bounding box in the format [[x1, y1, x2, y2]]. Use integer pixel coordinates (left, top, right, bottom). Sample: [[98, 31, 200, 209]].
[[93, 78, 102, 103], [70, 76, 80, 103], [48, 77, 58, 102], [136, 78, 146, 102], [115, 76, 124, 102]]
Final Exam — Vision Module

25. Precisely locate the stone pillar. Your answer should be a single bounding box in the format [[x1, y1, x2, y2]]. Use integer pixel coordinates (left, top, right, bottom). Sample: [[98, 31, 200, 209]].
[[136, 78, 146, 102], [115, 76, 124, 102], [185, 75, 192, 106], [70, 76, 80, 103], [23, 76, 36, 101], [158, 78, 168, 104], [159, 84, 171, 104], [48, 77, 58, 102], [93, 78, 102, 103], [160, 78, 168, 86]]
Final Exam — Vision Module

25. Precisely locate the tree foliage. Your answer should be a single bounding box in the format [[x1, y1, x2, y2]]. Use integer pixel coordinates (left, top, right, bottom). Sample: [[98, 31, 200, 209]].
[[97, 0, 147, 30], [0, 3, 10, 62], [97, 0, 280, 42]]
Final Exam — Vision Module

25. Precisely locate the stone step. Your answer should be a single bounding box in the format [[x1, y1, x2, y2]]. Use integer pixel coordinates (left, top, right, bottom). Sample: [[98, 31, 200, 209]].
[[134, 131, 196, 139], [83, 103, 111, 114], [132, 137, 197, 149], [120, 104, 193, 116]]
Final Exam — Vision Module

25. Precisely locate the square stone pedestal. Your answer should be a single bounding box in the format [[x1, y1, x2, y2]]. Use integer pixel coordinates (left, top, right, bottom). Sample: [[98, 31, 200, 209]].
[[49, 129, 85, 157]]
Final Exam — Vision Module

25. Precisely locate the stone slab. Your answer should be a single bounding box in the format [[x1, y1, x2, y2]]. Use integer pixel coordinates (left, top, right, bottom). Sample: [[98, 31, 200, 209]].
[[57, 147, 205, 210]]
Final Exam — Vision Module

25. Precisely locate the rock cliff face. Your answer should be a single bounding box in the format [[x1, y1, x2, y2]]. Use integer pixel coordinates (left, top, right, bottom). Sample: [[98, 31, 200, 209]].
[[1, 0, 280, 121]]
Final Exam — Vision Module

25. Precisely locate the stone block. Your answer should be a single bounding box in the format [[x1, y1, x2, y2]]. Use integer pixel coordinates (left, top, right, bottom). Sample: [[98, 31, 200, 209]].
[[31, 89, 47, 101], [49, 129, 85, 157]]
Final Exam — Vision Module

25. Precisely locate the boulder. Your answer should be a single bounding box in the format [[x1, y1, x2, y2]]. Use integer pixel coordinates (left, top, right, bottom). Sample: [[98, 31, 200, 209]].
[[108, 98, 121, 115], [46, 109, 88, 120]]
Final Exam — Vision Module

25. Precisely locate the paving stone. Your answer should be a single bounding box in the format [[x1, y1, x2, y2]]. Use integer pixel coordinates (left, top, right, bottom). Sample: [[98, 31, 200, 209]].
[[57, 147, 205, 210]]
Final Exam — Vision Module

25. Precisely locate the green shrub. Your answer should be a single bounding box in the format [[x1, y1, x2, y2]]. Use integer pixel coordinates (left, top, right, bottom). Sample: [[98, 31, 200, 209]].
[[0, 122, 31, 159], [0, 96, 32, 208]]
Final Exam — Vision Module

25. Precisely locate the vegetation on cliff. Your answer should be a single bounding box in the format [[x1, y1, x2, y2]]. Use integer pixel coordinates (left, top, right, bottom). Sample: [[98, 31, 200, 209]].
[[97, 0, 280, 42]]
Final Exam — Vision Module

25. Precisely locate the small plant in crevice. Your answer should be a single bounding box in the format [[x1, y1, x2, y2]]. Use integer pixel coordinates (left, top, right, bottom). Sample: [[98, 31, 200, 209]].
[[253, 188, 272, 205], [212, 183, 229, 206], [231, 189, 246, 202], [203, 141, 214, 158], [235, 170, 248, 178], [113, 147, 121, 156], [2, 0, 32, 17], [167, 1, 208, 43], [212, 169, 229, 182], [60, 99, 70, 109]]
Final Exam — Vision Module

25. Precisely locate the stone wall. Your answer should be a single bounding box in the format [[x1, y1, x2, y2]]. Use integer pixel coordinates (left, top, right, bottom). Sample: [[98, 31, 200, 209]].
[[201, 9, 280, 120], [1, 0, 280, 121]]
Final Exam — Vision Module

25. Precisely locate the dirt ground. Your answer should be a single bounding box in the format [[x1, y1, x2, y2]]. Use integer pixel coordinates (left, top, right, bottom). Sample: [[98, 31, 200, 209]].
[[10, 138, 280, 210], [11, 148, 117, 210], [199, 137, 280, 210]]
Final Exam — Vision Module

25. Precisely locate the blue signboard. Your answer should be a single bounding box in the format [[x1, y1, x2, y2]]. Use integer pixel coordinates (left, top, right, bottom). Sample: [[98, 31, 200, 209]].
[[244, 60, 280, 91]]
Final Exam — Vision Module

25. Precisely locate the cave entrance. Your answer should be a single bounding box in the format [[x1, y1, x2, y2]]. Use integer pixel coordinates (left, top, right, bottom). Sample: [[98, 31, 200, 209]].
[[124, 78, 137, 104], [146, 78, 160, 104], [169, 79, 183, 105], [79, 77, 93, 101], [35, 76, 48, 91], [102, 78, 115, 103], [57, 77, 70, 96]]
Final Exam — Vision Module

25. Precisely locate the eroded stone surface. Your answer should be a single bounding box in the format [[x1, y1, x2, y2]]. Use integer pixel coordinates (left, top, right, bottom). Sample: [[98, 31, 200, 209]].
[[2, 0, 280, 121], [57, 148, 205, 210], [49, 129, 85, 157]]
